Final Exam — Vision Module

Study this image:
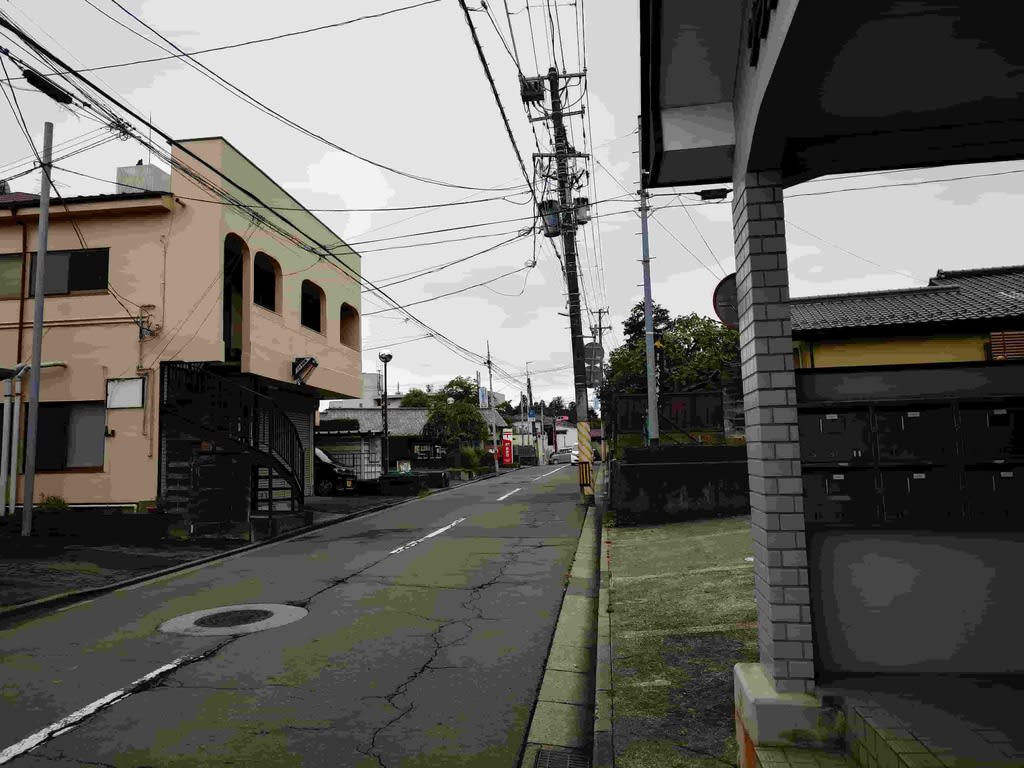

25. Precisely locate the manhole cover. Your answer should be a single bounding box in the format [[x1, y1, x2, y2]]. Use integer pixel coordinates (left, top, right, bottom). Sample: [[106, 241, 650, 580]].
[[194, 609, 274, 628], [159, 603, 307, 636]]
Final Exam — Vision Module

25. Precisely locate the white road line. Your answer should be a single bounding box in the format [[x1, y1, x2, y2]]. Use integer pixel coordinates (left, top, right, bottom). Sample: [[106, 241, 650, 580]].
[[0, 656, 190, 764], [495, 488, 521, 502], [388, 517, 466, 556], [531, 466, 566, 482]]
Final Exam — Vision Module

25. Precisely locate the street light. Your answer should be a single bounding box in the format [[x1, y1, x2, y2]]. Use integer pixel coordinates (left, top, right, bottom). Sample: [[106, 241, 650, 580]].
[[378, 350, 392, 478]]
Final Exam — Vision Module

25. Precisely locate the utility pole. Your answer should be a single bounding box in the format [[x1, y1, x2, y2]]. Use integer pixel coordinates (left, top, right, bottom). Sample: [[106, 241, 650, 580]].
[[638, 117, 659, 448], [486, 341, 499, 475], [21, 122, 53, 537], [547, 67, 594, 503]]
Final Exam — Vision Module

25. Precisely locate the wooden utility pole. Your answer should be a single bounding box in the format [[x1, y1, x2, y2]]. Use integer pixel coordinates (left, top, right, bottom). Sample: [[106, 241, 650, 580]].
[[546, 67, 594, 503]]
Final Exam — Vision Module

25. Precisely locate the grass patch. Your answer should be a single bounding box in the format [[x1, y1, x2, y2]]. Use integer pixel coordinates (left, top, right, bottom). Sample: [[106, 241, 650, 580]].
[[609, 514, 758, 767]]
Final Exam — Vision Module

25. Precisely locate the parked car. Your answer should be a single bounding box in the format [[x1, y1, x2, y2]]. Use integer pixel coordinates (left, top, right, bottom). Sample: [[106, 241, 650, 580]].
[[550, 447, 577, 464], [313, 448, 357, 496]]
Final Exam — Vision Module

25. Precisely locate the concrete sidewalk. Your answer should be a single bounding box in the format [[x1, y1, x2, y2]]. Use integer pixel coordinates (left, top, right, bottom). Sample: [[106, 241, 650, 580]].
[[594, 489, 760, 768]]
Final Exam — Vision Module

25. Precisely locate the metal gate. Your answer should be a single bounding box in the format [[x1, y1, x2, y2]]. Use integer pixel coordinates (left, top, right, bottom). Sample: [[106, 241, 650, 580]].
[[328, 449, 381, 481]]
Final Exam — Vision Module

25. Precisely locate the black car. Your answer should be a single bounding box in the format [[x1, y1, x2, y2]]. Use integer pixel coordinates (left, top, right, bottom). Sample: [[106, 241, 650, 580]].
[[313, 448, 357, 496]]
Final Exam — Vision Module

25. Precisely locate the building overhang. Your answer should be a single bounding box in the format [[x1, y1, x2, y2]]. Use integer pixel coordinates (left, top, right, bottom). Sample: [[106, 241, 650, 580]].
[[643, 0, 1024, 188], [640, 0, 743, 188]]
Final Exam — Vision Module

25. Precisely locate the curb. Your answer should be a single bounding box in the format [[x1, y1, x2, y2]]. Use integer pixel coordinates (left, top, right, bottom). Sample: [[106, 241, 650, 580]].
[[593, 464, 613, 768], [518, 467, 601, 768], [0, 467, 527, 627]]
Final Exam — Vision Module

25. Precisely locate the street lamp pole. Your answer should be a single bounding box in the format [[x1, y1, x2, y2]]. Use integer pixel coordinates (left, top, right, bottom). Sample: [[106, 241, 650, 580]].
[[379, 351, 392, 478]]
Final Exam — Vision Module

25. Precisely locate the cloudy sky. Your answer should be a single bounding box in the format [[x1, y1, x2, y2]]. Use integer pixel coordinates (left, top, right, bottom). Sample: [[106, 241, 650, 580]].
[[3, 0, 1023, 408]]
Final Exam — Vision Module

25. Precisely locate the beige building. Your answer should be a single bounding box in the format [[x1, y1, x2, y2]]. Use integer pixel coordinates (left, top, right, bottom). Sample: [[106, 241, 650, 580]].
[[0, 137, 361, 534]]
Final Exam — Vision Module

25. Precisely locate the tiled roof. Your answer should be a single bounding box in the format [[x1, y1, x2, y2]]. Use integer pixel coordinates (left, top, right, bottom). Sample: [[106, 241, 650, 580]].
[[0, 192, 40, 204], [791, 265, 1024, 334], [318, 406, 507, 436], [0, 191, 164, 210]]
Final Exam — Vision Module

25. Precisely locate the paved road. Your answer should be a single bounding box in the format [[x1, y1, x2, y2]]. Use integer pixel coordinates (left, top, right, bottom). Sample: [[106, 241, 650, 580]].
[[0, 465, 583, 767]]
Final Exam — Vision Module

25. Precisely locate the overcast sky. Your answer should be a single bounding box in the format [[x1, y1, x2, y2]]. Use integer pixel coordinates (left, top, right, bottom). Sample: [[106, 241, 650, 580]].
[[3, 0, 1023, 409]]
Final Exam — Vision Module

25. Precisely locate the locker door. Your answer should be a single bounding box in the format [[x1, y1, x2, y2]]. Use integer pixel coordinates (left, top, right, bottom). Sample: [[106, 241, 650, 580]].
[[875, 406, 956, 463]]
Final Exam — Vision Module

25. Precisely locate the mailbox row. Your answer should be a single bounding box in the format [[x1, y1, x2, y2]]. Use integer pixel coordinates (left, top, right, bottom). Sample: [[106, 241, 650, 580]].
[[799, 402, 1024, 466], [803, 465, 1022, 528]]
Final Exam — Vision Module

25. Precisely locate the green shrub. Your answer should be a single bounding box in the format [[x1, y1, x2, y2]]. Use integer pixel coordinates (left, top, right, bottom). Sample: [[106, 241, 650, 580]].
[[39, 495, 70, 511], [459, 446, 481, 468]]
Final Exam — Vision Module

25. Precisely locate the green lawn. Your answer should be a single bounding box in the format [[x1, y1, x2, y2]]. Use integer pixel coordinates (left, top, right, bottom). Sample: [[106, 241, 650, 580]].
[[608, 514, 758, 768]]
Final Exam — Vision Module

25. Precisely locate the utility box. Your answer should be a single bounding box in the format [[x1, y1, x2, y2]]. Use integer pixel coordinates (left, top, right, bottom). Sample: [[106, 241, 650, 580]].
[[799, 409, 872, 465], [875, 406, 956, 463], [803, 469, 879, 525]]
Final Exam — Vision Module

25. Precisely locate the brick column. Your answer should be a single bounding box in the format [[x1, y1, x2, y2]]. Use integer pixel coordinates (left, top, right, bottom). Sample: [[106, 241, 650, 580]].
[[732, 170, 815, 694]]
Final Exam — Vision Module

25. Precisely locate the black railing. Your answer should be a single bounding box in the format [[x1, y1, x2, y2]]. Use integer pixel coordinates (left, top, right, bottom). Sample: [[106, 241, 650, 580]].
[[161, 362, 305, 502]]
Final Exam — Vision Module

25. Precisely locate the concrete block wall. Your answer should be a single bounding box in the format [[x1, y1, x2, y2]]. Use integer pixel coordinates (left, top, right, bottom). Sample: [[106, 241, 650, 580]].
[[732, 170, 815, 694]]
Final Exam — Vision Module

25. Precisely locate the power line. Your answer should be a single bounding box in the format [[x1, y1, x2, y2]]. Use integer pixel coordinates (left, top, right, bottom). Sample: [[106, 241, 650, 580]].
[[51, 164, 530, 212], [676, 193, 727, 275], [81, 0, 522, 193], [456, 0, 540, 207], [0, 14, 537, 384], [3, 1, 445, 83], [364, 264, 534, 315], [784, 219, 925, 283], [365, 232, 529, 290]]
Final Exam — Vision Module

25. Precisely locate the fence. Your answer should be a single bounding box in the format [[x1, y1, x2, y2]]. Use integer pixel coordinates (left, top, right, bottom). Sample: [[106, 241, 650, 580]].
[[609, 444, 749, 525]]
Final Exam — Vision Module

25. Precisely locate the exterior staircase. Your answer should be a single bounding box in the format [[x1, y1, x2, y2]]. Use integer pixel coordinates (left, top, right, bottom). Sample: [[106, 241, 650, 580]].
[[160, 361, 306, 539]]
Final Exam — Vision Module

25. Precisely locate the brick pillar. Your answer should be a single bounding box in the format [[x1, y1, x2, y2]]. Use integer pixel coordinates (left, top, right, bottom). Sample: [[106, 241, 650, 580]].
[[732, 170, 815, 694]]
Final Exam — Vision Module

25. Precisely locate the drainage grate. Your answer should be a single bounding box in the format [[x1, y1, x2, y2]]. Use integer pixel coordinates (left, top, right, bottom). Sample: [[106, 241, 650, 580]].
[[194, 609, 275, 628], [534, 748, 590, 768]]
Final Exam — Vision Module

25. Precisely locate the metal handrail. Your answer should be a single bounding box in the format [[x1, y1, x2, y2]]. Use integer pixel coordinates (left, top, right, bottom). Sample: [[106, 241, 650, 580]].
[[160, 362, 304, 502]]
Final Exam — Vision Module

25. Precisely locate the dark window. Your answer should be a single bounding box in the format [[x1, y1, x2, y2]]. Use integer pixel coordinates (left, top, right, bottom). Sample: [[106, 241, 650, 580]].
[[253, 252, 278, 311], [0, 254, 23, 298], [301, 280, 323, 333], [28, 249, 109, 296], [35, 402, 105, 470], [340, 302, 359, 348]]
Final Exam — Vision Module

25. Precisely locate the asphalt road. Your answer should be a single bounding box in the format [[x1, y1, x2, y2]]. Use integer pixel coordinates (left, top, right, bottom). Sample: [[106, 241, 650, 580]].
[[0, 465, 584, 768]]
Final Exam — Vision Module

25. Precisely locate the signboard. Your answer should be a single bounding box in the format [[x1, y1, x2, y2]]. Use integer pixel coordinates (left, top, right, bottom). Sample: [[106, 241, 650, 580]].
[[584, 342, 604, 366], [557, 415, 569, 422], [712, 273, 739, 329], [502, 428, 513, 441], [528, 409, 536, 420], [478, 387, 488, 409], [614, 392, 725, 434], [501, 440, 514, 466]]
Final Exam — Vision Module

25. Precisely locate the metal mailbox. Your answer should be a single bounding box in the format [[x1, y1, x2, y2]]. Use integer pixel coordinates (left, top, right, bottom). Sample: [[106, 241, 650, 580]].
[[799, 409, 872, 465], [964, 467, 1024, 524], [803, 469, 879, 525], [959, 404, 1024, 463], [880, 468, 961, 524], [875, 406, 956, 463]]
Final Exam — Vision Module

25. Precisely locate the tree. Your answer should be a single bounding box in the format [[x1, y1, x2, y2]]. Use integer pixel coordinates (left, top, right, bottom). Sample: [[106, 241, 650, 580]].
[[606, 311, 740, 396], [621, 300, 672, 346], [400, 388, 434, 407], [441, 376, 478, 404], [496, 399, 517, 420], [423, 400, 489, 449]]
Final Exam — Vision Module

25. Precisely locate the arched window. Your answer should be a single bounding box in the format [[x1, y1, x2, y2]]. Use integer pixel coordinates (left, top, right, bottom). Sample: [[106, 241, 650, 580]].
[[253, 252, 280, 312], [300, 279, 325, 333], [340, 303, 360, 349]]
